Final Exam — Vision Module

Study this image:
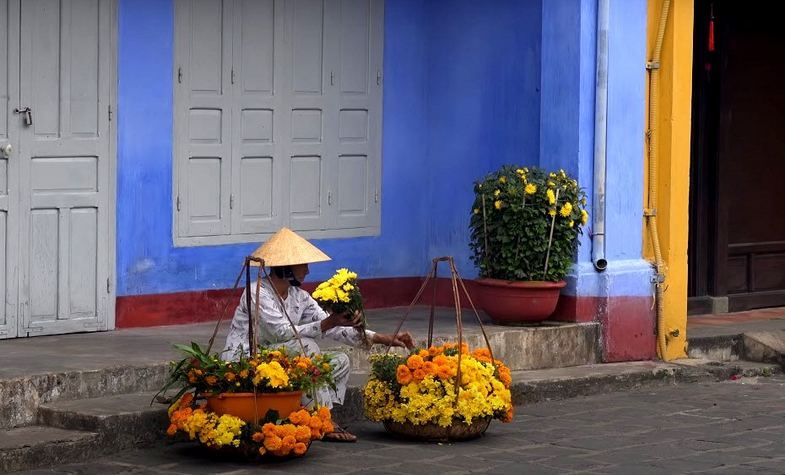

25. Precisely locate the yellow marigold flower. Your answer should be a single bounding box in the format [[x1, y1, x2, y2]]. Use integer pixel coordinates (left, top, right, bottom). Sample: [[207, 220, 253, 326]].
[[494, 200, 503, 210], [581, 209, 589, 224], [515, 168, 524, 175], [549, 209, 556, 217], [569, 220, 574, 228], [524, 183, 537, 195], [546, 189, 556, 205], [559, 202, 573, 217], [473, 208, 479, 215], [494, 189, 501, 197], [499, 176, 507, 184]]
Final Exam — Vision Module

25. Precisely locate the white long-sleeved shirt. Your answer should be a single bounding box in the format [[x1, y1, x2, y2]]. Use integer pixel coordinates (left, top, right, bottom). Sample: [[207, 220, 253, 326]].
[[221, 279, 374, 359]]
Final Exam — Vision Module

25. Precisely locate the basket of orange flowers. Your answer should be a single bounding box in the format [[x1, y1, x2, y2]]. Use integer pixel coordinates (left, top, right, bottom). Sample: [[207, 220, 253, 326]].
[[363, 257, 514, 442]]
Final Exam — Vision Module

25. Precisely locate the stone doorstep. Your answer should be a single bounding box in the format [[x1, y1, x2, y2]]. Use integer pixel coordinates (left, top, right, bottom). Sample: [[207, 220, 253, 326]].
[[688, 330, 785, 366], [0, 426, 100, 473], [1, 359, 779, 473]]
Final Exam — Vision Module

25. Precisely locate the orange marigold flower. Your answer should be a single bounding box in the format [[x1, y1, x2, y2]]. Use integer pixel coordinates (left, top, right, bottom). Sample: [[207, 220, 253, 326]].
[[239, 369, 249, 379], [436, 365, 454, 380], [293, 442, 308, 455], [322, 420, 334, 434], [412, 368, 426, 381], [433, 355, 449, 366], [473, 348, 492, 362], [258, 447, 267, 456], [205, 375, 218, 386], [282, 435, 297, 450], [406, 354, 424, 370], [396, 365, 413, 385], [418, 349, 429, 359], [187, 371, 198, 383], [317, 406, 331, 421], [252, 431, 264, 443], [460, 343, 469, 354], [263, 435, 283, 451], [422, 361, 436, 376], [309, 417, 323, 430], [262, 422, 277, 437], [282, 424, 297, 438], [311, 428, 322, 439], [428, 346, 442, 357], [225, 372, 236, 382], [499, 368, 512, 388], [166, 424, 178, 436], [295, 425, 312, 442]]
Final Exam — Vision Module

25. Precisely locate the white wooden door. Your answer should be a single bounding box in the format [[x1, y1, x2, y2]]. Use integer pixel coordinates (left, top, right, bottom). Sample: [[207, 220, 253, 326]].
[[14, 0, 115, 337], [0, 0, 20, 339]]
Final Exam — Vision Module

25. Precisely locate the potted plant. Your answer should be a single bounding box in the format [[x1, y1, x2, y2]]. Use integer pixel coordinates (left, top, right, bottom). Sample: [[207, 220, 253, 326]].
[[363, 343, 514, 441], [469, 165, 589, 324]]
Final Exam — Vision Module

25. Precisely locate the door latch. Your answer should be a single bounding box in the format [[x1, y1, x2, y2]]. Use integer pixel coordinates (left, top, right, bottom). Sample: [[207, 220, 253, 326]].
[[0, 143, 11, 158], [14, 107, 33, 126]]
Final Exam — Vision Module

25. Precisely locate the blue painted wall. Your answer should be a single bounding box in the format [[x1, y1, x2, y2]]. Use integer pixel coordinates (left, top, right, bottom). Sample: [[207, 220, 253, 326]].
[[116, 0, 542, 296], [425, 0, 542, 274]]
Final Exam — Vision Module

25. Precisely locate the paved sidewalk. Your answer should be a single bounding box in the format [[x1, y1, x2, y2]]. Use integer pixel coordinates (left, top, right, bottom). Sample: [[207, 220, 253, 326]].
[[20, 375, 785, 474]]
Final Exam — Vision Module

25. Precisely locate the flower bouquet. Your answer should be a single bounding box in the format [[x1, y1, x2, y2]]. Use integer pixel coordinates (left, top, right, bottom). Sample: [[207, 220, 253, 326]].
[[363, 343, 513, 442], [158, 344, 336, 459], [312, 268, 370, 348], [167, 392, 335, 459]]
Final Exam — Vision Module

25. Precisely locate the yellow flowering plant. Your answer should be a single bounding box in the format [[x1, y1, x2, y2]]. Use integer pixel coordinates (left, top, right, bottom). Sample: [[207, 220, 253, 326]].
[[469, 165, 589, 281], [157, 343, 336, 404], [312, 268, 370, 347], [363, 344, 514, 428], [167, 392, 335, 459]]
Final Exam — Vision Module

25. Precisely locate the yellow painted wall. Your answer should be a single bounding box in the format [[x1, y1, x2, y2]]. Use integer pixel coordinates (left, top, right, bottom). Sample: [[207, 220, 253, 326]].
[[644, 0, 693, 360]]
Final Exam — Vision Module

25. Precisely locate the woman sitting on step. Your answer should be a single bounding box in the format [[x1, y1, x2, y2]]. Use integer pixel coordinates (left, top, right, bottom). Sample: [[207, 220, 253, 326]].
[[221, 227, 414, 442]]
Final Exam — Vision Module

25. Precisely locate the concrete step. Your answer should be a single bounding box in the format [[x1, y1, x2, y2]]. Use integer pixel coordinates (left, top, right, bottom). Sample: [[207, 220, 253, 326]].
[[688, 330, 785, 367], [37, 392, 168, 448], [322, 321, 601, 373], [0, 426, 99, 473]]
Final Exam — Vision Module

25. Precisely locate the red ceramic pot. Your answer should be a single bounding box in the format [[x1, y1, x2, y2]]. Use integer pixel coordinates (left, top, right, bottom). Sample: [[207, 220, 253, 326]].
[[474, 278, 566, 324]]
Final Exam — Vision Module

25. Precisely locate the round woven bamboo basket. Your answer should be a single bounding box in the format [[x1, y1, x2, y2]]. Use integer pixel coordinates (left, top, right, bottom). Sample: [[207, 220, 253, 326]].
[[382, 417, 491, 442]]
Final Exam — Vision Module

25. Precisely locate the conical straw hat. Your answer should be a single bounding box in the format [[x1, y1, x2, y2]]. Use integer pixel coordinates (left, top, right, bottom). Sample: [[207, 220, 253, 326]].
[[250, 227, 331, 267]]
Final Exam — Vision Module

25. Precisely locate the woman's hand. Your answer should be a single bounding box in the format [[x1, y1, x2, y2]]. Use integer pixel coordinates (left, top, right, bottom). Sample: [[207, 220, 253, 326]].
[[372, 332, 415, 349], [321, 310, 363, 332]]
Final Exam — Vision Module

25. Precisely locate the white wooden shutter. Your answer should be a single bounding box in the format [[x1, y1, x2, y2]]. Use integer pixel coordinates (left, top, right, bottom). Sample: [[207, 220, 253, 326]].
[[175, 0, 233, 237], [229, 0, 285, 234], [324, 0, 382, 230]]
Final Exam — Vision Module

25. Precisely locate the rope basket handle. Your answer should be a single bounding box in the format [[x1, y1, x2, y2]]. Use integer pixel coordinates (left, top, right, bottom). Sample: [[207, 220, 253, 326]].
[[384, 256, 497, 403]]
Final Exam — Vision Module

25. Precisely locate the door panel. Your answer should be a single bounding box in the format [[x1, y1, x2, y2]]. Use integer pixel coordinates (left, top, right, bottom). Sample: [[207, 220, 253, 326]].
[[230, 0, 283, 234], [17, 0, 111, 335], [0, 0, 19, 339], [175, 0, 233, 237]]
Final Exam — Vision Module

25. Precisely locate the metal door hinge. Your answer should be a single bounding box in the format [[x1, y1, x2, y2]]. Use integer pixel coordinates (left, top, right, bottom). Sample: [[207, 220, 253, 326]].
[[177, 67, 183, 83], [106, 277, 111, 294], [108, 105, 112, 122], [231, 69, 236, 85], [327, 191, 333, 206], [330, 71, 335, 86], [176, 195, 181, 212], [229, 194, 234, 209], [376, 70, 382, 86], [374, 189, 379, 203]]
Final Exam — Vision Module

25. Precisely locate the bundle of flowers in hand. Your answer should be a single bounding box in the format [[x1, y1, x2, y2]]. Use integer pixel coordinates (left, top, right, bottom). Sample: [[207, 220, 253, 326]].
[[312, 268, 369, 347], [363, 343, 513, 441], [158, 343, 336, 459], [167, 392, 334, 459]]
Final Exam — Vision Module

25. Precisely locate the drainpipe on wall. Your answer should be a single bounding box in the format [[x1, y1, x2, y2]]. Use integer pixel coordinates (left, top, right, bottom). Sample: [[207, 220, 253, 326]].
[[592, 0, 609, 272], [646, 0, 672, 360]]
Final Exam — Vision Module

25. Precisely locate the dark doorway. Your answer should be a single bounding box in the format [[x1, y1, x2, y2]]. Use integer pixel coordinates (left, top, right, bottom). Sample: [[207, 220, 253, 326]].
[[689, 0, 785, 314]]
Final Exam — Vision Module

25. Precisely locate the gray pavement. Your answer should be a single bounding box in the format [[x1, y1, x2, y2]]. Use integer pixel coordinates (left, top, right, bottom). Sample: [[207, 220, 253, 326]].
[[19, 375, 785, 474]]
